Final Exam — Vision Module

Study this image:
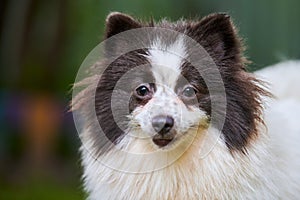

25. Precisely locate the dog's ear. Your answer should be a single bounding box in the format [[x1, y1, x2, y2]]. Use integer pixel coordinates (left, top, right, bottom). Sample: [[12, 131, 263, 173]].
[[105, 12, 141, 38], [188, 14, 268, 153], [188, 13, 242, 64]]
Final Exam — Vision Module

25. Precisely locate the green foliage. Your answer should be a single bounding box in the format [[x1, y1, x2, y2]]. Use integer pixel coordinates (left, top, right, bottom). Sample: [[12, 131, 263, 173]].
[[0, 178, 85, 200]]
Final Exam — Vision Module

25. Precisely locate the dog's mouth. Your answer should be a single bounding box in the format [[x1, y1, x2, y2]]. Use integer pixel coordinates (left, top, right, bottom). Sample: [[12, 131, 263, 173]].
[[152, 134, 174, 147]]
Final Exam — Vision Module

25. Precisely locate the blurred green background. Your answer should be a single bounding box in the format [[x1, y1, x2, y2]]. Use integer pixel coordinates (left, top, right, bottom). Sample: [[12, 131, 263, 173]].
[[0, 0, 299, 199]]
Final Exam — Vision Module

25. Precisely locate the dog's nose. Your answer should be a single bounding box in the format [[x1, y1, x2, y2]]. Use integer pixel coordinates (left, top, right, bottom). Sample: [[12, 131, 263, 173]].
[[152, 115, 174, 135]]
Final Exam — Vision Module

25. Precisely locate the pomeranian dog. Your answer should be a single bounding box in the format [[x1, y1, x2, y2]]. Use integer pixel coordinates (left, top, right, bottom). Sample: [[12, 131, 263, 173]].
[[72, 12, 300, 199]]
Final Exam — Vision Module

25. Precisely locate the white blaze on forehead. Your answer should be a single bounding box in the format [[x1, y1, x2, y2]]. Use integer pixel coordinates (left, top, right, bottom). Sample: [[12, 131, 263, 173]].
[[146, 37, 186, 89]]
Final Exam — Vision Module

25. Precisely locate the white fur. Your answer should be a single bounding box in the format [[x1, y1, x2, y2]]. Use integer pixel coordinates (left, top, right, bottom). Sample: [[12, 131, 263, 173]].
[[255, 60, 300, 198], [146, 37, 186, 89], [81, 56, 300, 199], [81, 127, 283, 199], [255, 60, 300, 101]]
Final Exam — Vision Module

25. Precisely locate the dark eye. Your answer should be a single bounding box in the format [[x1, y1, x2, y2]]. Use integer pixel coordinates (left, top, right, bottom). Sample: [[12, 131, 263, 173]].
[[136, 85, 150, 97], [182, 86, 197, 98]]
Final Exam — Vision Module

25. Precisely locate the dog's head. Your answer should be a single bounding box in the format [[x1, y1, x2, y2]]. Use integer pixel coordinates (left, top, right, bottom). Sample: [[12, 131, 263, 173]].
[[75, 12, 267, 155]]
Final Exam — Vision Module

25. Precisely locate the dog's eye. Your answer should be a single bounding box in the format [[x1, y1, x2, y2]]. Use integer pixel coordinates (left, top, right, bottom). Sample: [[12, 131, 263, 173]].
[[182, 86, 197, 98], [136, 85, 150, 97]]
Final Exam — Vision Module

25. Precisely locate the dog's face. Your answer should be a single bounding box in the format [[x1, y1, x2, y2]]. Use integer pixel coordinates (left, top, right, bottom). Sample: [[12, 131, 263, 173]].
[[87, 12, 265, 154], [129, 38, 209, 149]]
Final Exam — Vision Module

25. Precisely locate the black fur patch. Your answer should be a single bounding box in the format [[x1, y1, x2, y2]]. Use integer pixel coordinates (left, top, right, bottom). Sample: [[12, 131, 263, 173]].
[[178, 62, 211, 114], [95, 50, 153, 145], [183, 13, 268, 152]]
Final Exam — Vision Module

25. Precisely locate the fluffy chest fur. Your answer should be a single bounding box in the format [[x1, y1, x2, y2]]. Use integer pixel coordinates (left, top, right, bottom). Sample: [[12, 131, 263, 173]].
[[81, 127, 282, 200]]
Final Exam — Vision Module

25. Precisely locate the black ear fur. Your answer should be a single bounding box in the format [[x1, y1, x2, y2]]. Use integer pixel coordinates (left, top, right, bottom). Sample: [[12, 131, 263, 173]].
[[188, 13, 242, 65], [187, 14, 268, 152], [105, 12, 141, 38]]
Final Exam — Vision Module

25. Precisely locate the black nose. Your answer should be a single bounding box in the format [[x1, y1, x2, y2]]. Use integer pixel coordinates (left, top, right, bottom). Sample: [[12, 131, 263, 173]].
[[152, 115, 174, 135]]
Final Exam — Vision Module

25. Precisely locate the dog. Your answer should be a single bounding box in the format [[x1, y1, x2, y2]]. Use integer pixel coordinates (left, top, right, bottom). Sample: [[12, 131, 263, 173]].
[[72, 12, 300, 199]]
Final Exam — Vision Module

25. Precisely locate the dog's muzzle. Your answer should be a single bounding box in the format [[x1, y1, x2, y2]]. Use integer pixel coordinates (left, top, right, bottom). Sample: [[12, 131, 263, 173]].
[[151, 115, 176, 147]]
